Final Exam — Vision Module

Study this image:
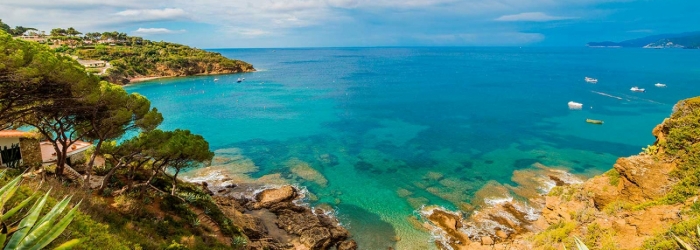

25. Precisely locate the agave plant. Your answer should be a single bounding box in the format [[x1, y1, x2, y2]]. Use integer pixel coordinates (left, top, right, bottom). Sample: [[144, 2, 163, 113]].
[[0, 171, 81, 249], [672, 225, 700, 250], [563, 236, 589, 250]]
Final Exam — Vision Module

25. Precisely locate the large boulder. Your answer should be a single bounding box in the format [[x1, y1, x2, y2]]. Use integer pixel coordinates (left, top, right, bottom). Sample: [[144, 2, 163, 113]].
[[254, 185, 298, 209]]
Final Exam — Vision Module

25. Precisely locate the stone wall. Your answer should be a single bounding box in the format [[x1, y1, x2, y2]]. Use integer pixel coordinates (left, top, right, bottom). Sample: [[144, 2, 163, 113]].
[[19, 138, 42, 168]]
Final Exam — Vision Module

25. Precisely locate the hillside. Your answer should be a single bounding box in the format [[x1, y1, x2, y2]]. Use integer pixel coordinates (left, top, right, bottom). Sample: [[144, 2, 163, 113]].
[[1, 29, 352, 250], [422, 96, 700, 249], [0, 20, 255, 84], [587, 31, 700, 49], [72, 41, 254, 84]]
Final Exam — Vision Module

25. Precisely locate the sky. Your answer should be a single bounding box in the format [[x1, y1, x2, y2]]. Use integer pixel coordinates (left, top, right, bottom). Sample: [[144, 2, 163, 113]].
[[1, 0, 699, 48]]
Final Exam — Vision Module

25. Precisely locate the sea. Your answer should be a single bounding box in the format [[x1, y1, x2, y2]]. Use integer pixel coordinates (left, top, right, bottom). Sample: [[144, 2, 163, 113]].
[[124, 47, 700, 249]]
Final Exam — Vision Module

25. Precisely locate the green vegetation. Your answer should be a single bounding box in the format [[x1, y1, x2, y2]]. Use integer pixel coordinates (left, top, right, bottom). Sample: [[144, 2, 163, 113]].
[[0, 20, 254, 84], [0, 19, 37, 36], [604, 169, 621, 186], [533, 221, 577, 249], [656, 97, 700, 205], [77, 41, 254, 84], [0, 27, 247, 249], [0, 172, 79, 250]]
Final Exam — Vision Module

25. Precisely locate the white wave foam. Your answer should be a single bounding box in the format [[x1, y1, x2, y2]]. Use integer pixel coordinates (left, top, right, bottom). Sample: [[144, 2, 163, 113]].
[[181, 169, 227, 183], [591, 91, 625, 100], [484, 196, 513, 206], [550, 169, 583, 185]]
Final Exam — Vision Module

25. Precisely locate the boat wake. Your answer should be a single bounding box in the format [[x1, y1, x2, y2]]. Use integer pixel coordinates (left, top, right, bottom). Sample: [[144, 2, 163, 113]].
[[591, 91, 626, 101]]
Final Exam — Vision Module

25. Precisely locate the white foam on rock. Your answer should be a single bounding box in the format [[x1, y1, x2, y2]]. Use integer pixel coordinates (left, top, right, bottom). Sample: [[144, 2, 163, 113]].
[[484, 196, 513, 206]]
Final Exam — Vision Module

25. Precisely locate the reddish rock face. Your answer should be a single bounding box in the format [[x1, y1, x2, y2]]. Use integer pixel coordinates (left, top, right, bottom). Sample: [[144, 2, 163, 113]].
[[613, 155, 675, 203]]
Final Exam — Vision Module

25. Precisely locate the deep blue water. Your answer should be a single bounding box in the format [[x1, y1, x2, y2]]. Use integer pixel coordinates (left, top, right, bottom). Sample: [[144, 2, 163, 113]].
[[125, 47, 700, 249]]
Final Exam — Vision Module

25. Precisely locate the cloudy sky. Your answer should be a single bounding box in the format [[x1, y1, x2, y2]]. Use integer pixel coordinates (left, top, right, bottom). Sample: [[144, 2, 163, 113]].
[[1, 0, 698, 48]]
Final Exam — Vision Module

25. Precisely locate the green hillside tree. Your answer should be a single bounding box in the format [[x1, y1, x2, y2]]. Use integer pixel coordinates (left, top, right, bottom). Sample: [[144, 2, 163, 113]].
[[78, 82, 163, 187]]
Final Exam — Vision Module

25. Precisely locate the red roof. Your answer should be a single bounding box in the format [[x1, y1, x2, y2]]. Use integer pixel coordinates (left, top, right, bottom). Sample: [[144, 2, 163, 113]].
[[0, 130, 36, 138]]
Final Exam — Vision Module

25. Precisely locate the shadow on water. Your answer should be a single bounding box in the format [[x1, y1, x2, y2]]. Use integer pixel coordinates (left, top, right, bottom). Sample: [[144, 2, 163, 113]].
[[335, 204, 397, 250]]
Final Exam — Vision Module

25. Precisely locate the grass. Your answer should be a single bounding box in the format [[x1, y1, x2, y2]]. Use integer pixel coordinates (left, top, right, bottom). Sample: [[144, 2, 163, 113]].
[[602, 200, 633, 215], [604, 169, 620, 186], [533, 221, 577, 249]]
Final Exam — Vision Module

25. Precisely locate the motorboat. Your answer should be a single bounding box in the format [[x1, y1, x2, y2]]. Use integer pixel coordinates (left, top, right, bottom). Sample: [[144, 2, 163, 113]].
[[630, 86, 645, 92], [214, 78, 219, 82], [568, 101, 583, 110], [655, 83, 666, 88], [585, 77, 598, 83], [586, 119, 604, 125], [237, 78, 242, 83]]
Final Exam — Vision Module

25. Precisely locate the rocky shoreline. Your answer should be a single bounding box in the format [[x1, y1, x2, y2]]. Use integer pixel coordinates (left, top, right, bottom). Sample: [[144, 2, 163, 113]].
[[420, 104, 694, 249], [206, 184, 357, 250]]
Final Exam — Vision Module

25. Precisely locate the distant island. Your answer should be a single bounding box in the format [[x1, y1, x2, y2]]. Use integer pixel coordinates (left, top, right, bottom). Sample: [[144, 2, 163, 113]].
[[587, 31, 700, 49], [0, 19, 255, 84]]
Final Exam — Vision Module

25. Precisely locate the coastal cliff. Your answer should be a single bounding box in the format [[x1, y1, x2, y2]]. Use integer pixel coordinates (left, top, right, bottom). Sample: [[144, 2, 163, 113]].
[[67, 38, 255, 84], [423, 96, 700, 249]]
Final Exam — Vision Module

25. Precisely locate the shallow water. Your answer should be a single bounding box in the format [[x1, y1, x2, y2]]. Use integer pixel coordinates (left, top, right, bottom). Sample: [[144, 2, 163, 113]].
[[126, 47, 700, 249]]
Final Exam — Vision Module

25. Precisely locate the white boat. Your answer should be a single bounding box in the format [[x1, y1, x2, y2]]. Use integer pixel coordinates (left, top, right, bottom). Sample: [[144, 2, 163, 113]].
[[237, 78, 242, 83], [242, 78, 246, 81], [214, 78, 219, 81], [585, 77, 598, 83], [630, 86, 645, 92], [655, 83, 666, 87], [568, 101, 583, 110]]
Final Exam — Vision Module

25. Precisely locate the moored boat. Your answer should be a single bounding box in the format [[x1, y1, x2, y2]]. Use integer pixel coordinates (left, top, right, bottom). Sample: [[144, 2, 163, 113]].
[[630, 86, 645, 92], [585, 77, 598, 83], [655, 83, 666, 88], [586, 119, 604, 125], [237, 78, 242, 83], [568, 101, 583, 110]]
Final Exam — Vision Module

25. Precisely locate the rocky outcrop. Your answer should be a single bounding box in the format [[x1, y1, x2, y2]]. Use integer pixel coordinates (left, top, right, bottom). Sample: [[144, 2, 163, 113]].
[[215, 185, 356, 250], [424, 100, 693, 250], [613, 155, 675, 203]]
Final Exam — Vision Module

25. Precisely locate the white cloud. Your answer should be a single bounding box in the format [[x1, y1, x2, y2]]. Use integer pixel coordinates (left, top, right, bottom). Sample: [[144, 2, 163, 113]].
[[495, 12, 576, 22], [133, 27, 186, 35], [0, 0, 623, 47], [114, 8, 188, 21]]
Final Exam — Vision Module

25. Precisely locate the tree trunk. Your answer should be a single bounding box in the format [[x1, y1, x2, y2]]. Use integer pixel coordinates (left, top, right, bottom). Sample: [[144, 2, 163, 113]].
[[85, 140, 103, 189], [98, 162, 123, 193], [52, 142, 68, 177], [171, 170, 180, 196]]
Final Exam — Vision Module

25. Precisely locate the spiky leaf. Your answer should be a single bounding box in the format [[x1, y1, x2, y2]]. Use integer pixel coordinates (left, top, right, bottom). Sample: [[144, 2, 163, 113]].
[[1, 193, 37, 223], [53, 239, 80, 250], [4, 189, 51, 250], [673, 234, 695, 250], [28, 201, 81, 250], [573, 236, 589, 250]]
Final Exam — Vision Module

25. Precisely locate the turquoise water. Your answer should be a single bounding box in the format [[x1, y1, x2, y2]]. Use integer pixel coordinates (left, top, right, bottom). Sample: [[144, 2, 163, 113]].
[[125, 47, 700, 249]]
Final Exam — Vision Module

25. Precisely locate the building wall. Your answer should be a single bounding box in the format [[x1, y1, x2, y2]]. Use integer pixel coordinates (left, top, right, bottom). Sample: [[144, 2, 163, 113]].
[[19, 138, 42, 168]]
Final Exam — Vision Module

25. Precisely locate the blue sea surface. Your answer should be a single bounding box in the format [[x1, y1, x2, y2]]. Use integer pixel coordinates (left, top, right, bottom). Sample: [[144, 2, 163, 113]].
[[125, 47, 700, 249]]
